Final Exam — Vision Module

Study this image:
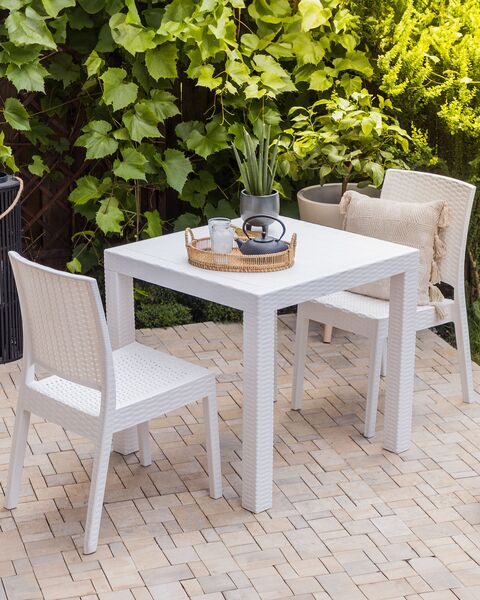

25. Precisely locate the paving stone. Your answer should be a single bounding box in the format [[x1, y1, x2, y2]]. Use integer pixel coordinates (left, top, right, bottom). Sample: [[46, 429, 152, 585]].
[[1, 322, 479, 599], [408, 557, 461, 591]]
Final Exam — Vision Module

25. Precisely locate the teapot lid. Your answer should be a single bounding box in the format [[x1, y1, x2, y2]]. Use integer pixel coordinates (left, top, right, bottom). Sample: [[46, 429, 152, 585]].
[[252, 232, 275, 243]]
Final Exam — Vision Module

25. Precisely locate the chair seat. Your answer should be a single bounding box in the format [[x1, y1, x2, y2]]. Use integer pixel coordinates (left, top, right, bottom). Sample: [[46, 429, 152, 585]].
[[28, 342, 212, 418], [309, 291, 453, 323]]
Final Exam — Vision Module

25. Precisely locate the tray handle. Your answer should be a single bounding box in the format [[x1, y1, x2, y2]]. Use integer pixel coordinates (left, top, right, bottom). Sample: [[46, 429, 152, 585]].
[[185, 227, 195, 247], [290, 232, 297, 255]]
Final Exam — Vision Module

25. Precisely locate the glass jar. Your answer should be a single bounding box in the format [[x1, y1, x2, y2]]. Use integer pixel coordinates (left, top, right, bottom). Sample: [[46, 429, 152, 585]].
[[211, 219, 234, 254]]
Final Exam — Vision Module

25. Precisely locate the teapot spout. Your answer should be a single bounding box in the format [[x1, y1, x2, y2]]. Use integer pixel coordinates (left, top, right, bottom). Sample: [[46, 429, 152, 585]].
[[235, 238, 244, 251]]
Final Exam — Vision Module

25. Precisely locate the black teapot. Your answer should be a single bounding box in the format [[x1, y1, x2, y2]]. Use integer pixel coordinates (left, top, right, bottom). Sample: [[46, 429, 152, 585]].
[[236, 215, 289, 255]]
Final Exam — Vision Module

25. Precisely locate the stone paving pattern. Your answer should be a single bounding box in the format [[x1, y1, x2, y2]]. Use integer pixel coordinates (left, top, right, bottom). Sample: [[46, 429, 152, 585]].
[[2, 315, 480, 600]]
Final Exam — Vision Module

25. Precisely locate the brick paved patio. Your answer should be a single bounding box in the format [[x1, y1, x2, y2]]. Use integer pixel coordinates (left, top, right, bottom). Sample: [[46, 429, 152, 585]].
[[2, 315, 480, 600]]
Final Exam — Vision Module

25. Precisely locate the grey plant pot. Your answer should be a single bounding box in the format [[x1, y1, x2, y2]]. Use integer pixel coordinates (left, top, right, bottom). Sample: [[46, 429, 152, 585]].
[[297, 182, 381, 230], [240, 189, 280, 229]]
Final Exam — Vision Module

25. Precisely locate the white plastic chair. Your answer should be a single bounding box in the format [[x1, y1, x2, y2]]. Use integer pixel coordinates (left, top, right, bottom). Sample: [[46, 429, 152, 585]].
[[4, 252, 222, 554], [292, 169, 477, 437]]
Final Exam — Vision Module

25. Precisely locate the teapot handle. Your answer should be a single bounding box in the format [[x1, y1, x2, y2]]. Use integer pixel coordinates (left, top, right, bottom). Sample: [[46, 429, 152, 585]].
[[242, 215, 286, 241]]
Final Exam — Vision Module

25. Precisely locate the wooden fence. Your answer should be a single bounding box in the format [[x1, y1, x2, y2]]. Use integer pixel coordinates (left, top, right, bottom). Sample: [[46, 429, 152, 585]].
[[1, 81, 83, 268]]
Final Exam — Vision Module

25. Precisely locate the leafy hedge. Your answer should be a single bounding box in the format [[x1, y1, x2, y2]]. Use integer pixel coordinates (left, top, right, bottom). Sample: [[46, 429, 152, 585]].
[[351, 0, 480, 356], [0, 0, 380, 272], [2, 0, 480, 349]]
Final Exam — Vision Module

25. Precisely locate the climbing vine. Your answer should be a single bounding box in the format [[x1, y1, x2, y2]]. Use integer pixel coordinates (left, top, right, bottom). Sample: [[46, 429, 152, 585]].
[[0, 0, 377, 271]]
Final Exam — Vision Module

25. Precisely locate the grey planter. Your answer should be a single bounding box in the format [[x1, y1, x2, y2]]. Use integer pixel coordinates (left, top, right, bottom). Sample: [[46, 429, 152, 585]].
[[240, 189, 280, 229], [297, 183, 381, 230]]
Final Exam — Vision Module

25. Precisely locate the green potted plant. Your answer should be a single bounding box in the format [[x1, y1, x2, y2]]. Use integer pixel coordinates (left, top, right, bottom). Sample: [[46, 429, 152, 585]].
[[284, 91, 410, 229], [232, 123, 280, 231]]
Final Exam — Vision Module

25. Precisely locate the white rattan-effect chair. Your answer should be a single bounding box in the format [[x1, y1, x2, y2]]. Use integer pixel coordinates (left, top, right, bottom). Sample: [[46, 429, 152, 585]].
[[292, 169, 477, 437], [4, 252, 222, 554]]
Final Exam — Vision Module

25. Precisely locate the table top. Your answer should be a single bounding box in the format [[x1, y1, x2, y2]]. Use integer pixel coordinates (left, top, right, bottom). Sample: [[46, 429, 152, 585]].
[[104, 217, 418, 311]]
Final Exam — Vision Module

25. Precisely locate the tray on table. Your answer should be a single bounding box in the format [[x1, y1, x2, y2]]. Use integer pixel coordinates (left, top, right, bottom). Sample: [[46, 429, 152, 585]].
[[185, 227, 296, 272]]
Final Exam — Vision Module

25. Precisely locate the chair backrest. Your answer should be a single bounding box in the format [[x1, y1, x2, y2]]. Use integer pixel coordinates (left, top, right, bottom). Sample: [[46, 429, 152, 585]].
[[381, 169, 476, 288], [9, 252, 114, 396]]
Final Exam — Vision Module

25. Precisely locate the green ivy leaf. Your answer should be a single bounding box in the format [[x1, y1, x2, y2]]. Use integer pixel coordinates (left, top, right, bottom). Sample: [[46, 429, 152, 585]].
[[67, 5, 94, 30], [334, 52, 373, 78], [173, 212, 200, 232], [100, 67, 138, 111], [96, 197, 124, 234], [50, 14, 68, 43], [290, 33, 325, 66], [48, 53, 80, 87], [339, 73, 362, 96], [0, 43, 40, 66], [6, 8, 57, 49], [254, 54, 295, 93], [204, 198, 237, 220], [144, 209, 162, 237], [175, 120, 203, 143], [84, 50, 104, 77], [24, 120, 53, 145], [298, 0, 331, 31], [248, 0, 290, 23], [96, 22, 115, 52], [3, 98, 31, 131], [179, 117, 228, 159], [0, 131, 18, 172], [42, 0, 75, 18], [28, 154, 49, 176], [148, 90, 180, 121], [66, 257, 82, 273], [0, 0, 30, 9], [188, 63, 223, 90], [68, 175, 104, 205], [180, 170, 216, 208], [145, 43, 178, 80], [79, 0, 106, 13], [125, 0, 141, 24], [113, 147, 147, 180], [122, 102, 161, 142], [309, 69, 332, 91], [109, 13, 156, 55], [226, 59, 250, 86], [6, 61, 49, 92], [161, 148, 192, 193], [75, 120, 119, 159]]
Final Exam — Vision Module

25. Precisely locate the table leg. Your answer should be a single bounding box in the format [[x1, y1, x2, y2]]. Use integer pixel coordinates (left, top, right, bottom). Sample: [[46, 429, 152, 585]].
[[105, 270, 139, 455], [384, 266, 417, 453], [242, 307, 276, 512], [274, 312, 278, 402], [105, 270, 135, 348]]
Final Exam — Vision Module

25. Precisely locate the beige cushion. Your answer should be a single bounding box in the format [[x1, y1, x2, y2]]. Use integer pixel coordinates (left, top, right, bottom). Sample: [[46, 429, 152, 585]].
[[340, 190, 449, 314]]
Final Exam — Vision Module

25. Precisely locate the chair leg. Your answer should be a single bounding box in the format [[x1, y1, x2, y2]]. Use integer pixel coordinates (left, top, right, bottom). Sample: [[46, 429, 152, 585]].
[[5, 405, 31, 509], [292, 308, 310, 410], [364, 331, 385, 438], [84, 435, 112, 555], [453, 298, 475, 403], [203, 392, 222, 499], [137, 421, 151, 466], [323, 324, 333, 343], [381, 341, 387, 377]]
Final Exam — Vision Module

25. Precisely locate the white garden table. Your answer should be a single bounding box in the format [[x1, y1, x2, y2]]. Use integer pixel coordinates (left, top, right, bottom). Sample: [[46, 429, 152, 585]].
[[104, 217, 418, 513]]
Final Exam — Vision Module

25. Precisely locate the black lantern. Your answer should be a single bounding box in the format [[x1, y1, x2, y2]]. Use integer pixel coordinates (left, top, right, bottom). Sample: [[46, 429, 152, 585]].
[[0, 174, 22, 363]]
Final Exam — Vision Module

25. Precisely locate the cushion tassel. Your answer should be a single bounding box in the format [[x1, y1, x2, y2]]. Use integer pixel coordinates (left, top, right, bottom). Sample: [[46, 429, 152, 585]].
[[438, 201, 449, 228], [433, 232, 447, 260], [430, 258, 441, 284], [429, 282, 447, 319], [339, 191, 353, 229]]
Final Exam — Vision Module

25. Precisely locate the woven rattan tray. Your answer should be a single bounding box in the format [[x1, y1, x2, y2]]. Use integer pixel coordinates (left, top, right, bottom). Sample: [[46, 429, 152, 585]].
[[185, 228, 297, 272]]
